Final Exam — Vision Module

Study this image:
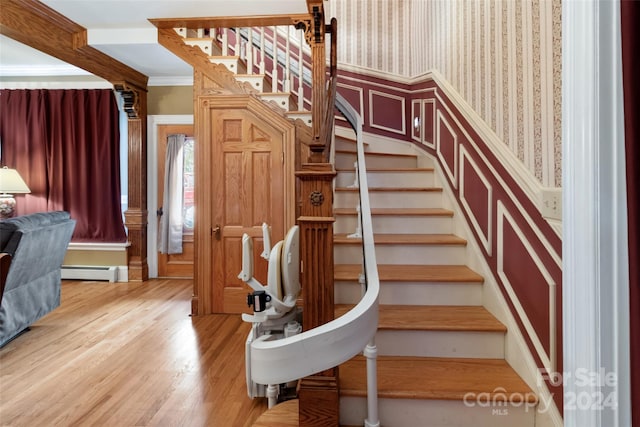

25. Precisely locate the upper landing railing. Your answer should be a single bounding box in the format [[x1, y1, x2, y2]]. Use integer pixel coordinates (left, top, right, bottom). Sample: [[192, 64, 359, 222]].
[[162, 17, 336, 163]]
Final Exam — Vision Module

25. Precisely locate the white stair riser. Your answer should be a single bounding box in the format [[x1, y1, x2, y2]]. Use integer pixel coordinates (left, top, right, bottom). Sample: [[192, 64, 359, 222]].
[[334, 139, 360, 152], [335, 191, 442, 209], [340, 397, 537, 427], [287, 112, 312, 126], [334, 215, 453, 234], [376, 329, 505, 358], [259, 94, 290, 110], [335, 171, 435, 188], [209, 57, 239, 74], [335, 281, 483, 306], [236, 75, 264, 91], [334, 244, 466, 265], [335, 153, 417, 169], [184, 39, 213, 55]]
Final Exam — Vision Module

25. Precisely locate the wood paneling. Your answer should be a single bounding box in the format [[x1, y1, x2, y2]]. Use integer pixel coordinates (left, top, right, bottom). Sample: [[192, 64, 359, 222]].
[[194, 96, 295, 315], [150, 15, 312, 30], [124, 113, 149, 282], [296, 163, 339, 427]]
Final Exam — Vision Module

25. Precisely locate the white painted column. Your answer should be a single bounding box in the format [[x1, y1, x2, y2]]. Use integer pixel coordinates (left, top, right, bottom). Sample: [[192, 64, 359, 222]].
[[272, 26, 279, 91], [222, 29, 229, 56], [284, 27, 291, 92], [562, 1, 631, 426], [260, 28, 266, 74], [297, 26, 304, 110], [247, 27, 254, 73]]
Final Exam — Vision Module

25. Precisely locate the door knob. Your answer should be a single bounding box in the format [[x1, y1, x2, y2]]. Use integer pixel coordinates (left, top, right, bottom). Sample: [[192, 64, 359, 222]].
[[212, 224, 221, 240]]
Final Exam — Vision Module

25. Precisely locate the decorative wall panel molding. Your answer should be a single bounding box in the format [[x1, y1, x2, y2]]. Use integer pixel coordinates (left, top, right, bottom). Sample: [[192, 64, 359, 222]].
[[460, 145, 492, 255], [335, 82, 364, 123], [497, 201, 557, 372], [368, 90, 406, 135], [436, 109, 458, 188], [422, 99, 436, 148]]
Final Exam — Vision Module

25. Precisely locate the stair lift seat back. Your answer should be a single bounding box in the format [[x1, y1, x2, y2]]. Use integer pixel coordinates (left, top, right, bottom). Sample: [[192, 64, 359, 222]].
[[267, 240, 283, 302], [239, 225, 301, 400], [280, 225, 300, 300]]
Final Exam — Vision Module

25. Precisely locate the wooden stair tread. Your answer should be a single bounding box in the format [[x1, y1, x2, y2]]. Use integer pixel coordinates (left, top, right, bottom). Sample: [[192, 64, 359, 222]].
[[335, 149, 417, 158], [335, 305, 506, 332], [334, 207, 454, 217], [340, 356, 537, 402], [251, 399, 298, 427], [334, 233, 466, 245], [335, 186, 442, 192], [335, 264, 484, 283], [209, 54, 240, 59], [336, 167, 434, 172], [236, 73, 266, 78]]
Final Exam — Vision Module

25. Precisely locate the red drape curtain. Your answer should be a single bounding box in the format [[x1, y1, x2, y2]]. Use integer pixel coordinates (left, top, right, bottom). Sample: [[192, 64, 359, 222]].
[[620, 1, 639, 424], [0, 89, 126, 243]]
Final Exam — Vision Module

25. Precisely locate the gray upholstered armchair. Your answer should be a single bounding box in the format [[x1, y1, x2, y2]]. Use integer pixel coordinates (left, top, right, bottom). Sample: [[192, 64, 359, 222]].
[[0, 211, 76, 347]]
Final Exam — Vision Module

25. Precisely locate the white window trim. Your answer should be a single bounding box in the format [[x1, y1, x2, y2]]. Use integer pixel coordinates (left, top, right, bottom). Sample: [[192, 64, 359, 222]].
[[562, 1, 631, 426]]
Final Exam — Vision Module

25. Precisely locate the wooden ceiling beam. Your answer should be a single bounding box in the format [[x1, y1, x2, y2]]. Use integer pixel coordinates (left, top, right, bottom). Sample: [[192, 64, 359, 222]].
[[0, 0, 148, 90], [149, 14, 312, 30]]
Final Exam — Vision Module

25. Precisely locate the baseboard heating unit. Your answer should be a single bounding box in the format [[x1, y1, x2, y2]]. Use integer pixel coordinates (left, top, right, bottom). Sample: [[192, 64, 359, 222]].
[[61, 265, 118, 282]]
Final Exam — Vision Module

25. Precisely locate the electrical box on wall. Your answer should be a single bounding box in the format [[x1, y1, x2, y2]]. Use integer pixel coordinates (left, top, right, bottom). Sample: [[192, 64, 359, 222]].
[[540, 187, 562, 221]]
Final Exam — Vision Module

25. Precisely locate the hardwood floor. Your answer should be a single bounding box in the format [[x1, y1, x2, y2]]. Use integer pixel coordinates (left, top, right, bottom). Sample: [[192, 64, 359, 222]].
[[0, 279, 267, 426]]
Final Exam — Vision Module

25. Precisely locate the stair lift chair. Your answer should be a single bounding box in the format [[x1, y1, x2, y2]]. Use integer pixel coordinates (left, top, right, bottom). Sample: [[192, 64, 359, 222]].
[[238, 223, 302, 407]]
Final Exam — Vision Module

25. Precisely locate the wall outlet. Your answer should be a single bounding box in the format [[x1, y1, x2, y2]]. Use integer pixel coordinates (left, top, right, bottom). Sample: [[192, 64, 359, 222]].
[[540, 187, 562, 221]]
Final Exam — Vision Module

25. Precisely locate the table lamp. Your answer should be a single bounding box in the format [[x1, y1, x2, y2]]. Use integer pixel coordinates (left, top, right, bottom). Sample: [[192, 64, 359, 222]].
[[0, 167, 31, 219]]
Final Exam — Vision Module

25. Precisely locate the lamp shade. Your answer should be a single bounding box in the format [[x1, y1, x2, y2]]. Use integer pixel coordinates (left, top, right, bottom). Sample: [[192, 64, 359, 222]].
[[0, 167, 31, 194]]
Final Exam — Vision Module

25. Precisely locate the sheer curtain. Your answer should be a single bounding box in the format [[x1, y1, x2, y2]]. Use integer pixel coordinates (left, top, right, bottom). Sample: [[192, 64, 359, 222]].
[[158, 134, 185, 254], [0, 89, 126, 242], [621, 1, 639, 425]]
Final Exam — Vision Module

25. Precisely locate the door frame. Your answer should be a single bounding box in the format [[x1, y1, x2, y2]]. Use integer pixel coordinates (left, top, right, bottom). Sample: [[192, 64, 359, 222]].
[[147, 114, 194, 279], [195, 95, 296, 315]]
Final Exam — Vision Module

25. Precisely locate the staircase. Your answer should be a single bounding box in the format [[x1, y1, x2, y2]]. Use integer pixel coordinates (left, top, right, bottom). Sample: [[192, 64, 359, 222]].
[[332, 136, 538, 426], [166, 22, 539, 427]]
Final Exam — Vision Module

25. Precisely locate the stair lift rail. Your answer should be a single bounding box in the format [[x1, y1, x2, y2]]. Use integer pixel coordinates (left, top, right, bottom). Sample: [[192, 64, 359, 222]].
[[243, 96, 380, 427], [335, 91, 380, 427], [205, 22, 380, 426]]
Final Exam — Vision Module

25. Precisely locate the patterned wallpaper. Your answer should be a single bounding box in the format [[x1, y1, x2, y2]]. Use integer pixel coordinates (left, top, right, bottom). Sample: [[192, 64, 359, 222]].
[[326, 0, 562, 187]]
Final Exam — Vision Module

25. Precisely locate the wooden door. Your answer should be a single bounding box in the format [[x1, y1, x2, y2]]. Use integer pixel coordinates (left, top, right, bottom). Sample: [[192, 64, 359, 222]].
[[157, 124, 195, 278], [195, 96, 295, 314]]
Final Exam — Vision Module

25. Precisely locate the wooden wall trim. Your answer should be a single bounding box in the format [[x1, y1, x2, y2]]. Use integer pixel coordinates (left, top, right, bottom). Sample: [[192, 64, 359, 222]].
[[149, 14, 312, 30]]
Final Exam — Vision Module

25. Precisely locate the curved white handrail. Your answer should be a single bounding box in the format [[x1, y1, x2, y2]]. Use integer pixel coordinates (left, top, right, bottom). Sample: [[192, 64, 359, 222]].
[[249, 92, 380, 386]]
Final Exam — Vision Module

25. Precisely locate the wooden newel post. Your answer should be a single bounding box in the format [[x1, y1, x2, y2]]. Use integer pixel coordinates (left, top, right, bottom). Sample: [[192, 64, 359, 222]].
[[296, 163, 339, 426]]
